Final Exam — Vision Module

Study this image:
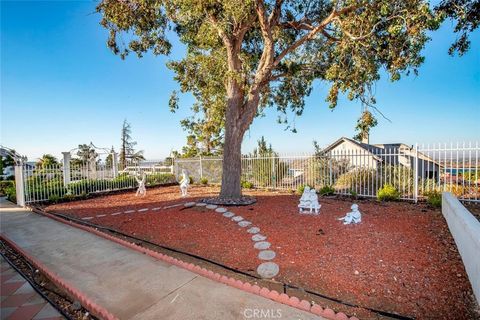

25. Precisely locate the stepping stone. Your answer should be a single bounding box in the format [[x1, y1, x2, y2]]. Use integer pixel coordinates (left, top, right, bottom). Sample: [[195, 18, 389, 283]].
[[257, 262, 279, 279], [215, 207, 227, 213], [184, 202, 196, 207], [138, 208, 149, 212], [96, 214, 106, 218], [164, 203, 183, 209], [238, 221, 252, 227], [223, 212, 235, 218], [196, 203, 207, 207], [247, 227, 260, 234], [258, 250, 276, 260], [82, 217, 93, 220], [206, 204, 218, 210], [152, 207, 161, 211], [232, 216, 243, 222], [111, 212, 122, 216], [124, 210, 135, 213], [254, 241, 271, 250], [252, 234, 267, 242]]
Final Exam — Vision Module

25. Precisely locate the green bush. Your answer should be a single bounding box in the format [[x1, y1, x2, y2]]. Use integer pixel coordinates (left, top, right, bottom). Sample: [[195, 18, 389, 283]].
[[318, 185, 335, 196], [0, 181, 14, 196], [350, 189, 358, 198], [146, 173, 176, 186], [199, 177, 209, 185], [48, 194, 61, 203], [424, 190, 442, 208], [377, 184, 400, 201], [241, 180, 254, 189], [5, 185, 16, 203], [296, 184, 311, 195]]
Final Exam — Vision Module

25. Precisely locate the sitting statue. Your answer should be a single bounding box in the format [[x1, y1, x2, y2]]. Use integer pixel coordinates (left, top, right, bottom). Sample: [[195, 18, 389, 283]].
[[298, 186, 321, 214], [135, 172, 146, 197], [179, 169, 190, 197], [338, 204, 362, 224]]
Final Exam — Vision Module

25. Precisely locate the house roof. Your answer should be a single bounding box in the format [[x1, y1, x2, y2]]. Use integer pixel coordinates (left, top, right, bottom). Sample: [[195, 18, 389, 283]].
[[322, 137, 440, 166]]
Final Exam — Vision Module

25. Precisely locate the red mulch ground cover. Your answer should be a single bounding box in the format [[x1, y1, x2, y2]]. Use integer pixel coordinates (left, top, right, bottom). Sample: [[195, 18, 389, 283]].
[[45, 186, 479, 320]]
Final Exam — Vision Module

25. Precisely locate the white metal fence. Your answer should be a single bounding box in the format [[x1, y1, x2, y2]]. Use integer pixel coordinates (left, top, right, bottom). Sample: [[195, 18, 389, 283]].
[[174, 142, 479, 202], [18, 159, 175, 204], [14, 142, 479, 205]]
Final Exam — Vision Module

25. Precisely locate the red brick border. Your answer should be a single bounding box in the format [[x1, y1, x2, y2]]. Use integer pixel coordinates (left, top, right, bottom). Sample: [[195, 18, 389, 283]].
[[0, 233, 118, 320], [27, 208, 360, 320]]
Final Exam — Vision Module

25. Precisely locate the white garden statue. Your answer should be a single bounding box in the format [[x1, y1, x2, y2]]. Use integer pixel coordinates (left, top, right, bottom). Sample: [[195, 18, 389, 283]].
[[179, 169, 190, 197], [135, 173, 146, 197], [298, 186, 321, 214], [338, 204, 362, 224]]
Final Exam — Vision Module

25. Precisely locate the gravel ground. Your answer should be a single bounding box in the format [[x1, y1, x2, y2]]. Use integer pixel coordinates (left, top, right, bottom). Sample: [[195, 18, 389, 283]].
[[45, 186, 479, 320]]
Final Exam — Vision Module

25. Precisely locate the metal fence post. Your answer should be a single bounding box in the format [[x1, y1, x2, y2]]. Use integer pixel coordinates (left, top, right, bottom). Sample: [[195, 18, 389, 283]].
[[111, 151, 118, 178], [199, 155, 203, 179], [62, 152, 71, 187], [414, 143, 419, 203], [14, 161, 25, 207]]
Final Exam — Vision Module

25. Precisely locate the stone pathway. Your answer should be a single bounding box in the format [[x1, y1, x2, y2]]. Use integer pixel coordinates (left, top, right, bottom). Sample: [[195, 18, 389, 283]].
[[0, 256, 64, 320], [76, 201, 281, 279]]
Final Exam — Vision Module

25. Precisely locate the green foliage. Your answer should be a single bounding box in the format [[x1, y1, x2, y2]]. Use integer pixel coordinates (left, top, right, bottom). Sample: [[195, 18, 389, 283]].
[[0, 181, 14, 196], [353, 110, 377, 142], [377, 184, 401, 201], [297, 184, 311, 195], [350, 190, 358, 198], [36, 154, 60, 168], [334, 168, 378, 194], [241, 180, 254, 189], [119, 120, 144, 168], [5, 185, 16, 203], [435, 0, 480, 55], [424, 190, 442, 208], [319, 185, 335, 196], [146, 173, 176, 186], [200, 177, 209, 185], [48, 194, 61, 204]]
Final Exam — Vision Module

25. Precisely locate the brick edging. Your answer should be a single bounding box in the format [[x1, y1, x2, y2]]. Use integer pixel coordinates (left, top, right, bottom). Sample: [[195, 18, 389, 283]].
[[31, 208, 360, 320], [0, 233, 118, 320]]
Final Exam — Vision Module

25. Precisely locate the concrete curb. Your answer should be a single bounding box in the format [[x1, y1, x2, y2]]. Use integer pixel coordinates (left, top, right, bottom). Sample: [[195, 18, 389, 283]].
[[31, 208, 359, 320], [0, 233, 118, 320]]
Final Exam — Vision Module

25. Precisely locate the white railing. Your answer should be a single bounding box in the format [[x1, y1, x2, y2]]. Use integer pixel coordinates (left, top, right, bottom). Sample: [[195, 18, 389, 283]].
[[174, 142, 479, 202], [20, 159, 175, 204], [15, 142, 479, 204]]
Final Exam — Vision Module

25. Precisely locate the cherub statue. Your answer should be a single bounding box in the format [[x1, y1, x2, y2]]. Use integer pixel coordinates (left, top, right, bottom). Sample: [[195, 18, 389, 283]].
[[338, 204, 362, 224], [135, 172, 146, 197], [179, 169, 190, 197]]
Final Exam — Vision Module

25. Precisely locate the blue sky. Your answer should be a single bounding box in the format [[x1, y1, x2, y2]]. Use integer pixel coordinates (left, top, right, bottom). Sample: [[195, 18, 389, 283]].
[[1, 1, 479, 160]]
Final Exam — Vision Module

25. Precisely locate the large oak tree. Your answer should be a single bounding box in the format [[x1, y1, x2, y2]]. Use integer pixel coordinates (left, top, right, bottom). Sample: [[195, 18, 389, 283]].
[[98, 0, 439, 201]]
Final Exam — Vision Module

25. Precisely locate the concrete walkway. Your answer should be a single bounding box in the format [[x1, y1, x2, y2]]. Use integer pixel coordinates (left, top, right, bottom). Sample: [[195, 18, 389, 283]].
[[0, 200, 321, 320]]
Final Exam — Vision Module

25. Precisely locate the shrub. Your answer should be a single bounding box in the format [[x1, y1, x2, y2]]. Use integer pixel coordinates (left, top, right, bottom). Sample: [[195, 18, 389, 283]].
[[424, 190, 442, 208], [48, 194, 61, 203], [377, 184, 400, 201], [200, 177, 209, 185], [334, 168, 378, 195], [0, 180, 14, 196], [318, 185, 335, 196], [241, 180, 254, 189], [146, 173, 176, 186], [350, 189, 358, 198], [297, 184, 311, 195], [5, 185, 16, 203]]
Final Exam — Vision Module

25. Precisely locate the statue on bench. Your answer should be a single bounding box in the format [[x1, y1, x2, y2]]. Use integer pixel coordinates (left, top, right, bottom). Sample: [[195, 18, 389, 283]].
[[338, 204, 362, 224], [298, 186, 321, 214]]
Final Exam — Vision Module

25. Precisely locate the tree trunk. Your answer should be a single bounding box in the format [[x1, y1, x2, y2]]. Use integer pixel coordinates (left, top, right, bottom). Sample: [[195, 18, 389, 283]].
[[219, 94, 244, 199]]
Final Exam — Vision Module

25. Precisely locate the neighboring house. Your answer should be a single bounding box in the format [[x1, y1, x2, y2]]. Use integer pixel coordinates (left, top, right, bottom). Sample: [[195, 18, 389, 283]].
[[322, 137, 442, 180]]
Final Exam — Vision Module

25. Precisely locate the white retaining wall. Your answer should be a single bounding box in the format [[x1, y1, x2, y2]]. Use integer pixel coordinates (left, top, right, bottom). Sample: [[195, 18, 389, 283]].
[[442, 192, 480, 305]]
